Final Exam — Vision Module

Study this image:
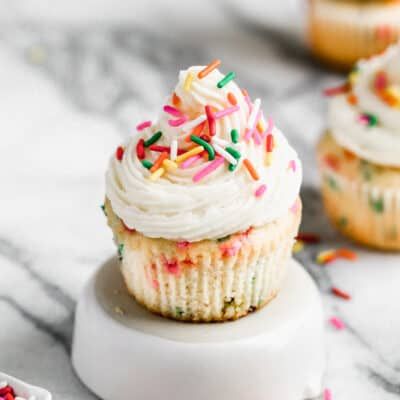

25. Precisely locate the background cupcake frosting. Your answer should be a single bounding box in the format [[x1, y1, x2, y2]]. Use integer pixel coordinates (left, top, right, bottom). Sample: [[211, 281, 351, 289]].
[[106, 66, 302, 242], [329, 44, 400, 166]]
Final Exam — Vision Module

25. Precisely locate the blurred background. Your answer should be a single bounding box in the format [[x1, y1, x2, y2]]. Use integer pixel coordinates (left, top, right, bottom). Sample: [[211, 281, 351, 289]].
[[1, 1, 400, 399]]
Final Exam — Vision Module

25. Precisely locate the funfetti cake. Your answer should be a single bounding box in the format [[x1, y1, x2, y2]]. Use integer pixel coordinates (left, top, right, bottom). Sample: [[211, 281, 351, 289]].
[[104, 60, 302, 321]]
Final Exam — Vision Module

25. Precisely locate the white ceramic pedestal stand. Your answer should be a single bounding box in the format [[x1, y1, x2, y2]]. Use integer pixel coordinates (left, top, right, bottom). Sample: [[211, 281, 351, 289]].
[[72, 258, 326, 400]]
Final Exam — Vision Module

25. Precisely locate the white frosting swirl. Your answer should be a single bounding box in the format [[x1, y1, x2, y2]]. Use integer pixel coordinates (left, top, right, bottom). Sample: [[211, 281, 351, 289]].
[[106, 66, 302, 241], [329, 44, 400, 167]]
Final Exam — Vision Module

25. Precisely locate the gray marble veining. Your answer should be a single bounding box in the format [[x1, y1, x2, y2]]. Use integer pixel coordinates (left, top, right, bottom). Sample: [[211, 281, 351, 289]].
[[0, 1, 399, 399]]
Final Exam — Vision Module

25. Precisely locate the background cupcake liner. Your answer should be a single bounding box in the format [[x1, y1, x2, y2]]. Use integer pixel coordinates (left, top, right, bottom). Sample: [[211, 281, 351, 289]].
[[308, 0, 400, 69], [105, 199, 301, 322], [320, 166, 400, 250]]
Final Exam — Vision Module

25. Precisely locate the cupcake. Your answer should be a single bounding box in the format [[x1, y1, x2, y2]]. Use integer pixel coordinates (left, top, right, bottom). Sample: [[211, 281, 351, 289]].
[[104, 61, 302, 321], [318, 44, 400, 250], [308, 0, 400, 70]]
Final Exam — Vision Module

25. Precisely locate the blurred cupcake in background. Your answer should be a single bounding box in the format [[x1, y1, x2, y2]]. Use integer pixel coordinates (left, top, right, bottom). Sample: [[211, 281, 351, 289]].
[[308, 0, 400, 70], [317, 44, 400, 250]]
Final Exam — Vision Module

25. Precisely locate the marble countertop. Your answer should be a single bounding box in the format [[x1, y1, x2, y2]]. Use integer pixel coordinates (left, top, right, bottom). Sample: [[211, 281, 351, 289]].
[[0, 1, 399, 399]]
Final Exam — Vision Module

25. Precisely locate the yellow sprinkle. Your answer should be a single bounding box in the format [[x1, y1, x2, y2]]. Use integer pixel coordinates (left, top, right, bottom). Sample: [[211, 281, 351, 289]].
[[265, 152, 273, 166], [348, 71, 359, 86], [184, 72, 194, 91], [149, 167, 165, 181], [316, 249, 336, 265], [175, 146, 204, 163], [293, 240, 304, 254], [163, 159, 178, 171]]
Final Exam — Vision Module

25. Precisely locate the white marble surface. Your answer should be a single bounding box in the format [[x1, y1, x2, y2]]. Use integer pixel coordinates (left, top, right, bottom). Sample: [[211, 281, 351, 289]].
[[0, 1, 399, 399]]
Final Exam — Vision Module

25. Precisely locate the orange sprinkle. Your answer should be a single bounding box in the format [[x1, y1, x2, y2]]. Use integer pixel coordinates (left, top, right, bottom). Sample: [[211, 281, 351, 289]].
[[227, 92, 237, 105], [198, 59, 221, 79], [343, 149, 356, 160], [257, 119, 265, 133], [347, 93, 358, 105], [172, 93, 181, 106], [243, 159, 259, 181], [150, 152, 169, 172], [193, 120, 206, 136], [324, 154, 340, 171], [242, 88, 249, 97], [336, 248, 357, 261]]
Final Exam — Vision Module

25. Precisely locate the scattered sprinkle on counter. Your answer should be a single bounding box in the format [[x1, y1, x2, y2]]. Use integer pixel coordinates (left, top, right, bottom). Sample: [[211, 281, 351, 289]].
[[329, 316, 346, 330]]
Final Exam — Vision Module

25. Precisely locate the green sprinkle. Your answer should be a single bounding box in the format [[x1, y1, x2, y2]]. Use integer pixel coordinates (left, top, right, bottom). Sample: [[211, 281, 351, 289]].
[[367, 113, 378, 127], [190, 135, 215, 160], [369, 196, 384, 214], [225, 147, 241, 160], [144, 131, 162, 147], [231, 129, 239, 143], [175, 307, 184, 317], [141, 159, 153, 169], [118, 243, 124, 261], [228, 164, 237, 172], [360, 160, 374, 181], [338, 216, 348, 228], [100, 204, 107, 216], [326, 175, 339, 191], [217, 234, 231, 242], [217, 72, 235, 89]]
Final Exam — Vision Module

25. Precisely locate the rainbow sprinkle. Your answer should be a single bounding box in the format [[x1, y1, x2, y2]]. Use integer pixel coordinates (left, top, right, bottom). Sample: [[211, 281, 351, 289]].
[[136, 120, 152, 131], [329, 316, 346, 330], [163, 105, 182, 117], [217, 71, 235, 88], [255, 184, 267, 198], [198, 59, 221, 79], [214, 105, 240, 119], [144, 131, 162, 147], [184, 72, 194, 91], [191, 135, 215, 160], [193, 157, 224, 182], [231, 129, 239, 143]]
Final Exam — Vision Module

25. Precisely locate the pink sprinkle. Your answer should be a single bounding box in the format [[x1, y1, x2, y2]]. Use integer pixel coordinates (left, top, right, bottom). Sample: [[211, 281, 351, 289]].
[[136, 120, 152, 131], [214, 105, 240, 119], [179, 154, 202, 169], [244, 127, 254, 141], [169, 116, 188, 127], [151, 279, 159, 289], [267, 116, 274, 134], [244, 96, 252, 112], [193, 157, 224, 182], [163, 105, 183, 117], [358, 114, 369, 125], [323, 388, 332, 400], [255, 184, 267, 197], [253, 130, 262, 145], [220, 240, 242, 257], [329, 316, 346, 330], [289, 159, 297, 172], [177, 241, 190, 249]]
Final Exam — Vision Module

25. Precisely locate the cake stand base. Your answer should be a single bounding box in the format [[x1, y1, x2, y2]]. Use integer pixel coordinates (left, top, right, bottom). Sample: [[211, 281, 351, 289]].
[[72, 257, 326, 400]]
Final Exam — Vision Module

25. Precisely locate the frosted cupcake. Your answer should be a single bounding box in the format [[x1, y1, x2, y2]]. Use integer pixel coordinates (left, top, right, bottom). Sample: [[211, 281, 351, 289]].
[[308, 0, 400, 70], [105, 61, 302, 321], [318, 44, 400, 250]]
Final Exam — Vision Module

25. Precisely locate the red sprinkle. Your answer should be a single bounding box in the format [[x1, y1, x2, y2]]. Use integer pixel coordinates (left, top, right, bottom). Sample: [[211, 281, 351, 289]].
[[295, 232, 321, 244], [323, 83, 350, 97], [0, 387, 14, 396], [331, 286, 351, 300], [266, 133, 274, 152], [136, 139, 145, 160], [4, 393, 14, 400], [149, 145, 185, 155], [116, 146, 124, 161], [205, 105, 216, 136]]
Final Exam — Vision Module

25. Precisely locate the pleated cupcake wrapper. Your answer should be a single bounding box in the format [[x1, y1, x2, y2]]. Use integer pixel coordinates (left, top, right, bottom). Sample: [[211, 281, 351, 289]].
[[308, 0, 400, 68], [320, 166, 400, 250], [120, 231, 296, 322]]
